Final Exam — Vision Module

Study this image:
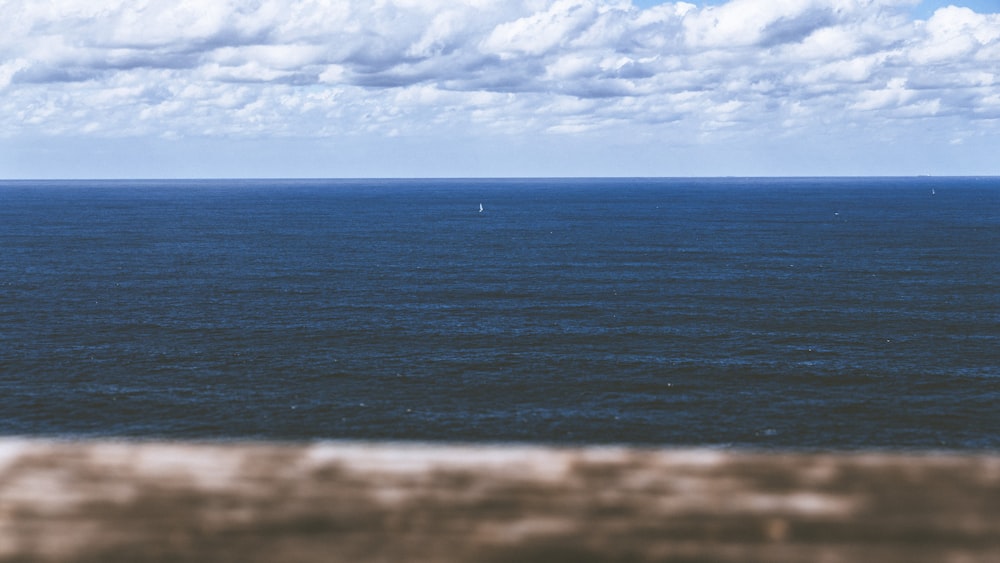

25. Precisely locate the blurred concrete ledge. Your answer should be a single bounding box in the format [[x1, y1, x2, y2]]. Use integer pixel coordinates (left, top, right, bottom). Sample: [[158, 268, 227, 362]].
[[0, 439, 997, 562]]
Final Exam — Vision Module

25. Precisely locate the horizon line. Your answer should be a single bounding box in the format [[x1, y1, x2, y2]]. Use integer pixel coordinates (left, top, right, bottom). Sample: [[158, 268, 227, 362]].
[[3, 174, 999, 182]]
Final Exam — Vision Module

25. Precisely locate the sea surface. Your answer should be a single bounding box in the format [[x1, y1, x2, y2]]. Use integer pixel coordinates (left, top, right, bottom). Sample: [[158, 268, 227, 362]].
[[1, 177, 997, 449]]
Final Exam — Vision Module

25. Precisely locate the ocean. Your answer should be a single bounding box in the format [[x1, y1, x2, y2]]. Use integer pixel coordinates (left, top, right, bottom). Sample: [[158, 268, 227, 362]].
[[1, 177, 997, 449]]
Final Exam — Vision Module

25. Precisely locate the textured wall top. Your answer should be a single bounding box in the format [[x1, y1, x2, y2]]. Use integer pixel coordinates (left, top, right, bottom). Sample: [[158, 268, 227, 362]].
[[0, 440, 998, 562]]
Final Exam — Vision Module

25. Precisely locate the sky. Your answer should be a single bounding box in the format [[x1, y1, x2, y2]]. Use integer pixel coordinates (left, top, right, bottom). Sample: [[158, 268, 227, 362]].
[[2, 0, 999, 178]]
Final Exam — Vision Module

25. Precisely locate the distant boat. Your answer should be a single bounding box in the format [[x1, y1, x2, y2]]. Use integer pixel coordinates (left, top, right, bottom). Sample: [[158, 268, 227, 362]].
[[479, 203, 484, 213], [931, 189, 936, 196]]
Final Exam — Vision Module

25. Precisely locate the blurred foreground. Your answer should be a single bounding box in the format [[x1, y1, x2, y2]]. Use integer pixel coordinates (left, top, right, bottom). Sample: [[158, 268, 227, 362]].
[[0, 440, 997, 562]]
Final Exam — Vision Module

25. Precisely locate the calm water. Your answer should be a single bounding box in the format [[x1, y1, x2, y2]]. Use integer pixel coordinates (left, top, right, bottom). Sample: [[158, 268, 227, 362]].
[[1, 177, 998, 448]]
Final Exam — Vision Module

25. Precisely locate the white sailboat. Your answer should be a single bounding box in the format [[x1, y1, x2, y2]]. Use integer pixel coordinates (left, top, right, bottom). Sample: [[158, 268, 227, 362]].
[[479, 203, 484, 213]]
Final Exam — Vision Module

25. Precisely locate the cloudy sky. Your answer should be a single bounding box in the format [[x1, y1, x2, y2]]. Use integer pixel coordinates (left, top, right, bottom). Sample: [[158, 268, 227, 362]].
[[2, 0, 999, 178]]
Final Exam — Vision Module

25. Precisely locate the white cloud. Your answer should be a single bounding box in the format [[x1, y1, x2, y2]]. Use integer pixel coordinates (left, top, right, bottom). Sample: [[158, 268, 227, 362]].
[[1, 0, 999, 174], [910, 6, 1000, 63], [482, 0, 600, 57]]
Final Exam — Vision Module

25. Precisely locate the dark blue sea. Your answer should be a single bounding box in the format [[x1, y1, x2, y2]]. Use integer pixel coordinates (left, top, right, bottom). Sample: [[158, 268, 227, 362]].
[[1, 177, 998, 449]]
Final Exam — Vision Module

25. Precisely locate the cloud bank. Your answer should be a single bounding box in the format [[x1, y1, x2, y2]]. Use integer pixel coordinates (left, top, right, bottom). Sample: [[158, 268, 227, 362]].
[[2, 0, 999, 174]]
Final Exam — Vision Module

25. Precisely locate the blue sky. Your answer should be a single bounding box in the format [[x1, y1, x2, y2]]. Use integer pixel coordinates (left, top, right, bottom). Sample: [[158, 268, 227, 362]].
[[2, 0, 999, 178]]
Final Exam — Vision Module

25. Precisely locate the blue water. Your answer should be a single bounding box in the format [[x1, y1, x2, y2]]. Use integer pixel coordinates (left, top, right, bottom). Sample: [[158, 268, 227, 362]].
[[1, 177, 998, 448]]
